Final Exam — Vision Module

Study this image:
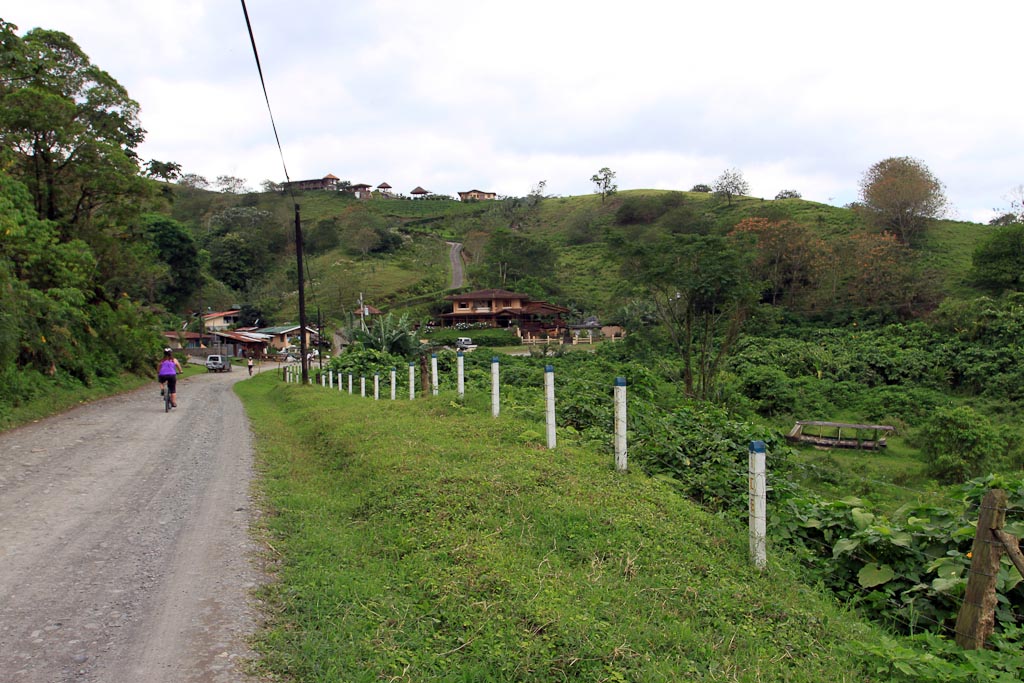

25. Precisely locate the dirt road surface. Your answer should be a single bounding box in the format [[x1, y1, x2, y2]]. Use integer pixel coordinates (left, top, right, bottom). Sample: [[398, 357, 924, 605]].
[[0, 369, 264, 682]]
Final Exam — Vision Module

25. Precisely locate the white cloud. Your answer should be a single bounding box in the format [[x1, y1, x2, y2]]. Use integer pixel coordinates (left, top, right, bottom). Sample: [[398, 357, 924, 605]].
[[4, 0, 1023, 217]]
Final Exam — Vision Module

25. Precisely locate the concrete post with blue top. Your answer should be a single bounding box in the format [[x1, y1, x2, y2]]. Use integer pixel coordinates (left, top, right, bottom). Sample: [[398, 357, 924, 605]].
[[614, 377, 627, 471], [749, 440, 767, 569], [431, 353, 439, 396], [408, 362, 415, 400], [491, 357, 500, 417], [545, 365, 556, 449], [457, 351, 465, 398], [390, 367, 396, 400]]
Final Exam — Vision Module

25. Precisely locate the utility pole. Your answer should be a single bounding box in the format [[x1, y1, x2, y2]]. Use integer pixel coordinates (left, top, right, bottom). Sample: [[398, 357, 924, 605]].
[[317, 306, 323, 371], [295, 203, 309, 384]]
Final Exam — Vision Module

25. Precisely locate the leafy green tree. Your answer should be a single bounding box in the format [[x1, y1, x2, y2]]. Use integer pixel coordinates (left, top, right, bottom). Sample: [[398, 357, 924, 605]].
[[590, 167, 617, 203], [141, 214, 201, 307], [774, 189, 801, 200], [729, 217, 826, 307], [215, 175, 250, 194], [178, 173, 209, 190], [351, 312, 417, 356], [712, 168, 749, 205], [0, 22, 146, 230], [144, 160, 181, 181], [858, 156, 948, 245], [479, 228, 556, 289], [970, 224, 1024, 294], [919, 406, 1005, 484], [619, 234, 757, 399], [690, 183, 712, 193]]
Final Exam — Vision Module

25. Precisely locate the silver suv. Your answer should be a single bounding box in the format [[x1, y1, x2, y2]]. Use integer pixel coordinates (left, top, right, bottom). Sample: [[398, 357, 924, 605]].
[[205, 355, 232, 372]]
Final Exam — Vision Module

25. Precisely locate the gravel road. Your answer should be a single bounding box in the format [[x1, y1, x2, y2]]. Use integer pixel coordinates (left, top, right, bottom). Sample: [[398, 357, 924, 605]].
[[0, 369, 264, 682]]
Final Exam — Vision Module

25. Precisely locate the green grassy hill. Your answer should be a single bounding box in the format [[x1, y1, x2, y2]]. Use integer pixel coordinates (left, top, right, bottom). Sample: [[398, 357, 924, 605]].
[[167, 185, 992, 327], [237, 373, 904, 682]]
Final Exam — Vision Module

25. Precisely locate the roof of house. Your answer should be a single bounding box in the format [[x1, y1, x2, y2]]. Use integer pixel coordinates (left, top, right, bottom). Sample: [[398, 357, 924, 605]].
[[202, 309, 240, 320], [460, 189, 492, 194], [445, 288, 531, 301], [212, 330, 271, 343], [377, 182, 392, 189], [410, 186, 429, 194], [163, 331, 211, 339], [255, 325, 319, 335], [357, 304, 382, 315], [351, 183, 372, 190], [324, 173, 339, 180]]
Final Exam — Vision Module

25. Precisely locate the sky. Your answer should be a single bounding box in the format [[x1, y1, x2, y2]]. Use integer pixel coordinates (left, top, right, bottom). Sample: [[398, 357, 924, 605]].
[[4, 0, 1022, 222]]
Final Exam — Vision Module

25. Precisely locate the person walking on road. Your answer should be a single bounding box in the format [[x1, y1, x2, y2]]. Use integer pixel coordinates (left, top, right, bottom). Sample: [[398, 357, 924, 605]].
[[247, 356, 254, 376]]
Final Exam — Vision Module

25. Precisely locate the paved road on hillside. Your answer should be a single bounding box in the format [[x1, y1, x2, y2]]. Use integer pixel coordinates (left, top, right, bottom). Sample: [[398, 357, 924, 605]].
[[446, 241, 464, 288], [0, 369, 264, 683]]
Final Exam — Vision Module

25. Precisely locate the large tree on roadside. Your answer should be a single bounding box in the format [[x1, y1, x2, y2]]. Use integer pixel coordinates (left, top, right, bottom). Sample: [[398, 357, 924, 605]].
[[0, 22, 147, 234], [858, 156, 947, 245]]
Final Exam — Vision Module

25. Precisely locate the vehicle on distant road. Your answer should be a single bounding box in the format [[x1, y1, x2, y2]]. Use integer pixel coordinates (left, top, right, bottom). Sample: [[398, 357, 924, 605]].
[[455, 337, 477, 351], [205, 355, 232, 372]]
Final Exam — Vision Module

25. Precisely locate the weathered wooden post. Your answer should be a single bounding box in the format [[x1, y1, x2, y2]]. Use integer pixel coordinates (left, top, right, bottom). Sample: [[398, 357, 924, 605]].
[[748, 440, 767, 570], [545, 365, 556, 449], [408, 362, 415, 400], [457, 351, 465, 399], [431, 353, 439, 396], [491, 356, 500, 417], [956, 489, 1008, 649], [390, 367, 396, 400], [614, 377, 627, 472]]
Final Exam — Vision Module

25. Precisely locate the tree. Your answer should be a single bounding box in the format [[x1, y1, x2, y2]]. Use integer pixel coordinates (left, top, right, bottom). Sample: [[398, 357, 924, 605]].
[[774, 189, 801, 200], [479, 228, 556, 289], [144, 160, 181, 181], [590, 167, 617, 203], [991, 184, 1024, 225], [712, 169, 749, 205], [215, 175, 250, 194], [858, 156, 948, 245], [178, 173, 209, 189], [729, 217, 826, 307], [690, 184, 712, 193], [970, 224, 1024, 294], [142, 214, 200, 307], [619, 234, 756, 399], [0, 22, 146, 232], [260, 179, 282, 193]]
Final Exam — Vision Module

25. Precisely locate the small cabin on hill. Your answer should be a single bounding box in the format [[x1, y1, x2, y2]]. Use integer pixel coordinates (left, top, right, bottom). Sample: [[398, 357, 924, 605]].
[[458, 189, 497, 201], [283, 174, 340, 192]]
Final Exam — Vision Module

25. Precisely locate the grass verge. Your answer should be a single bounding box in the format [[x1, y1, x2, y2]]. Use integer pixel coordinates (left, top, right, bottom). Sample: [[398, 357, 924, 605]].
[[236, 374, 896, 682]]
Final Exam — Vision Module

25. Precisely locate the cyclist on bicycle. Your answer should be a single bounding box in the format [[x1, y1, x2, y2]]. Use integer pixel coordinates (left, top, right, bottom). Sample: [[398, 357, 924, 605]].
[[158, 348, 184, 408]]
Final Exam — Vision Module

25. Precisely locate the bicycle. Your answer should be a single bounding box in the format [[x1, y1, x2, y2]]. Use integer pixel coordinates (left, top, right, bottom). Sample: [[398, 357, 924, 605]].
[[163, 384, 173, 412]]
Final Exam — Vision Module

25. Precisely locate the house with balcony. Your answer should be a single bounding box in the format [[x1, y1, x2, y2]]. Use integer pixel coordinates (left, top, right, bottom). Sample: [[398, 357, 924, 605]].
[[458, 189, 497, 201], [440, 289, 569, 338], [202, 309, 241, 331]]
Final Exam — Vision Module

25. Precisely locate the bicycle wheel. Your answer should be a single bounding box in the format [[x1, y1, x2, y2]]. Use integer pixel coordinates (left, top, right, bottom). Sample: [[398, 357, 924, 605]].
[[165, 388, 172, 412]]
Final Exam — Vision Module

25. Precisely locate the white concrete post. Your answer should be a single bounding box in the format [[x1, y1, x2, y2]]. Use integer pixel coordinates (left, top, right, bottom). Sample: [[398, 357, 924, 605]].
[[545, 365, 556, 449], [329, 370, 334, 389], [749, 440, 767, 570], [409, 362, 415, 400], [491, 356, 500, 417], [614, 377, 627, 472], [321, 372, 325, 387], [374, 373, 379, 400], [390, 367, 396, 400], [360, 376, 366, 397], [348, 374, 353, 394], [431, 353, 439, 396], [457, 351, 465, 399]]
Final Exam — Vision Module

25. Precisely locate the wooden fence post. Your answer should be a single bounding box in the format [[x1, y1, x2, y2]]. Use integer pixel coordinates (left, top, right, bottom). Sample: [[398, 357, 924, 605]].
[[955, 488, 1007, 649], [614, 377, 627, 472], [748, 441, 767, 570]]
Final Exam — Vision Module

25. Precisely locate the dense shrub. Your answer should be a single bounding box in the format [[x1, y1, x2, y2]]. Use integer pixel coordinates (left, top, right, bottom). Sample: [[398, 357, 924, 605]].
[[917, 406, 1006, 484]]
